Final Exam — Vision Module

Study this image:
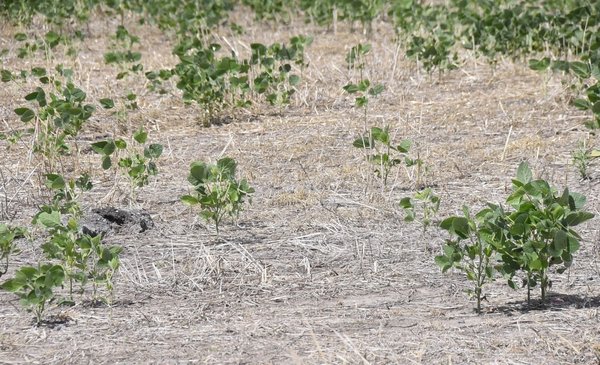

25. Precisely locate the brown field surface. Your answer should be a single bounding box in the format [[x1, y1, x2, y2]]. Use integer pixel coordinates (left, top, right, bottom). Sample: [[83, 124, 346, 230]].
[[1, 9, 599, 365]]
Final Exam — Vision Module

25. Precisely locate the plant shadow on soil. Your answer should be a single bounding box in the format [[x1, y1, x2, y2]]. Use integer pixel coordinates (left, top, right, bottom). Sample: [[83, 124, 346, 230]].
[[493, 293, 600, 315], [34, 313, 73, 329]]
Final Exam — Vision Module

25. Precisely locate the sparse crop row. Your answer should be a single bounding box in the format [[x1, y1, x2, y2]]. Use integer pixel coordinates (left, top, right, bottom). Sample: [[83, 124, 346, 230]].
[[0, 0, 597, 322]]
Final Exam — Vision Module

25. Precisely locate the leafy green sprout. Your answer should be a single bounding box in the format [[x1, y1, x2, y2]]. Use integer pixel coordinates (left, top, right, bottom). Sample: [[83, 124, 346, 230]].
[[434, 162, 594, 311], [32, 172, 91, 299], [91, 127, 163, 204], [343, 43, 385, 127], [12, 31, 69, 60], [0, 224, 26, 278], [104, 25, 143, 80], [42, 172, 92, 220], [153, 35, 310, 125], [530, 58, 600, 130], [11, 66, 95, 172], [81, 234, 122, 303], [99, 92, 139, 125], [37, 211, 122, 304], [353, 126, 412, 187], [400, 187, 441, 232], [501, 162, 594, 304], [181, 157, 254, 235], [1, 264, 65, 324], [436, 204, 504, 314], [35, 209, 88, 301], [33, 173, 123, 303], [572, 139, 593, 180]]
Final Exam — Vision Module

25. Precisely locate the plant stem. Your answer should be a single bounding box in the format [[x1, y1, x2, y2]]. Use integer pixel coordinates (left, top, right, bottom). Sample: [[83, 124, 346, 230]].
[[527, 273, 531, 306], [541, 269, 547, 302]]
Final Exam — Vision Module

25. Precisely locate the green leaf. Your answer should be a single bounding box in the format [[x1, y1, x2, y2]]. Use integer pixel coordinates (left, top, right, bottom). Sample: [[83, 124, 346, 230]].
[[114, 139, 127, 149], [45, 174, 65, 190], [0, 277, 23, 292], [147, 161, 158, 175], [24, 90, 38, 101], [144, 143, 163, 159], [440, 216, 470, 239], [572, 98, 591, 110], [102, 155, 112, 170], [90, 141, 107, 154], [343, 83, 359, 94], [189, 162, 210, 186], [370, 127, 388, 144], [399, 197, 413, 209], [368, 84, 385, 96], [76, 173, 92, 191], [14, 33, 27, 41], [355, 96, 367, 107], [567, 235, 580, 253], [1, 69, 14, 82], [181, 195, 199, 205], [549, 230, 568, 257], [564, 211, 594, 226], [592, 65, 600, 81], [353, 136, 372, 148], [434, 255, 453, 272], [357, 79, 370, 92], [516, 161, 532, 184], [37, 211, 61, 229], [397, 139, 412, 153], [133, 128, 148, 144], [31, 67, 46, 77], [99, 98, 115, 109], [14, 108, 35, 123], [91, 140, 116, 156], [217, 157, 237, 178], [528, 58, 550, 71], [570, 61, 591, 79], [288, 74, 300, 86], [45, 31, 60, 47], [17, 266, 37, 280]]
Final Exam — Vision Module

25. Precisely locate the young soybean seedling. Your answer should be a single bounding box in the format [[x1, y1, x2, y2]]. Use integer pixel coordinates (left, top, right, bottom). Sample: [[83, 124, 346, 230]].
[[1, 264, 65, 324], [572, 139, 595, 180], [13, 66, 95, 172], [343, 44, 384, 128], [79, 234, 122, 304], [353, 126, 412, 187], [399, 187, 441, 232], [436, 204, 506, 313], [91, 127, 163, 205], [104, 25, 142, 80], [181, 157, 254, 234], [500, 162, 595, 305], [0, 224, 26, 278]]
